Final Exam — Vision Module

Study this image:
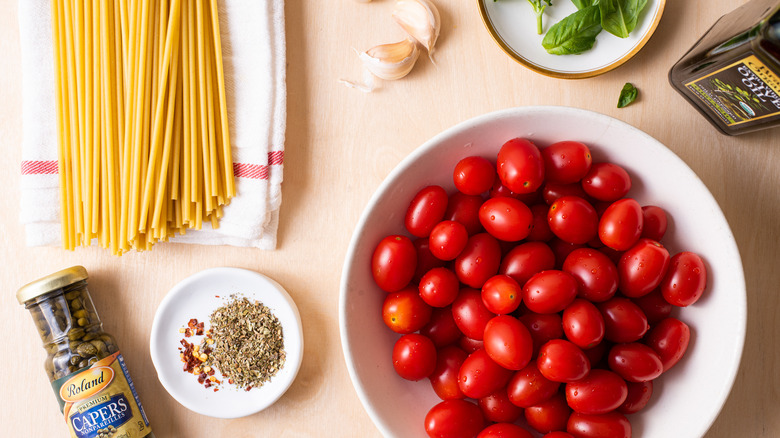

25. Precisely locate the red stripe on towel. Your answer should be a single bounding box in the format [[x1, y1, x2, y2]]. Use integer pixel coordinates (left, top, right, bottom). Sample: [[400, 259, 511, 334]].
[[21, 160, 59, 175]]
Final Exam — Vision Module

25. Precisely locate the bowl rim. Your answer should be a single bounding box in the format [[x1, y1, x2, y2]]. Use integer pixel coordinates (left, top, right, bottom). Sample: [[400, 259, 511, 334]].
[[338, 106, 746, 437]]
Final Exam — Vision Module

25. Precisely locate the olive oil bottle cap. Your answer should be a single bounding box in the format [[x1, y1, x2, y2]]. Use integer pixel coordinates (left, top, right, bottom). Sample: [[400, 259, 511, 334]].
[[16, 266, 89, 304]]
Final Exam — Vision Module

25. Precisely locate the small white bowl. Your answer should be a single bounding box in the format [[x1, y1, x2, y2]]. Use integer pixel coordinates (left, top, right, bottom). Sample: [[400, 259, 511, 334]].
[[340, 107, 745, 437], [150, 267, 303, 418]]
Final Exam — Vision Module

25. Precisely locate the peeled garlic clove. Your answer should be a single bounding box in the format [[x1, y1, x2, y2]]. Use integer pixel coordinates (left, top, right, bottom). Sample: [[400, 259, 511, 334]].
[[359, 39, 420, 81], [392, 0, 441, 55]]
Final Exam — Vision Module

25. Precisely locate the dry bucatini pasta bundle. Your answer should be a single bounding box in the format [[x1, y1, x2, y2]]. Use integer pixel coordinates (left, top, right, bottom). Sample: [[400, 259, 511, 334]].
[[51, 0, 234, 254]]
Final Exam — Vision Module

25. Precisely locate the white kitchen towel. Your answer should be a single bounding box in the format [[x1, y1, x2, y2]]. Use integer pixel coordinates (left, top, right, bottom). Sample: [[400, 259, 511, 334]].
[[18, 0, 286, 250]]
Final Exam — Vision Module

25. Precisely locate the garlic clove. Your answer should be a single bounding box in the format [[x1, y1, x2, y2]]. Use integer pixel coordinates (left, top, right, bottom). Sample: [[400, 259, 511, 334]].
[[358, 39, 420, 81], [392, 0, 441, 56]]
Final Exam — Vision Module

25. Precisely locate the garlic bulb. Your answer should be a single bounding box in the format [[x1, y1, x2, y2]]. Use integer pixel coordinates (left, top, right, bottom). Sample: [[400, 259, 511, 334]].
[[392, 0, 440, 57], [358, 39, 420, 81]]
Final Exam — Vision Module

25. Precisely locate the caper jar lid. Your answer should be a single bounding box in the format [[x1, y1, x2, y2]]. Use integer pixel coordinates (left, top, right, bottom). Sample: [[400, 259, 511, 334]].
[[16, 266, 88, 304]]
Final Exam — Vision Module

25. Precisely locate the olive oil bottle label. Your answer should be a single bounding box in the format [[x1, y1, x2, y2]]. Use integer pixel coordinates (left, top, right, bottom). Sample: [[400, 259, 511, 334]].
[[51, 352, 152, 438], [685, 54, 780, 126]]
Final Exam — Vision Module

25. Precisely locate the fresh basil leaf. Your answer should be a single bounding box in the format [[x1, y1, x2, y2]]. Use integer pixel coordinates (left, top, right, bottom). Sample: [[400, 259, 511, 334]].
[[542, 5, 602, 55], [572, 0, 598, 9], [599, 0, 648, 38], [617, 83, 638, 108]]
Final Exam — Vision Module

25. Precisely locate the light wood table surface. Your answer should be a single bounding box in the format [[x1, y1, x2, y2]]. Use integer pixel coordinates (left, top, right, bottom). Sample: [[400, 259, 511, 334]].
[[1, 1, 779, 436]]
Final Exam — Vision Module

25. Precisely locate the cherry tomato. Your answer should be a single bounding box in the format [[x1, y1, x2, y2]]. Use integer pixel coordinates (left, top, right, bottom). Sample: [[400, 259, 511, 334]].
[[661, 251, 707, 307], [372, 235, 417, 292], [413, 238, 447, 283], [483, 315, 533, 370], [550, 239, 589, 268], [479, 197, 533, 242], [566, 411, 631, 438], [542, 182, 590, 205], [428, 220, 469, 261], [421, 306, 463, 347], [562, 248, 618, 302], [524, 393, 571, 434], [425, 399, 485, 438], [562, 298, 605, 349], [631, 288, 672, 324], [478, 388, 524, 423], [482, 275, 523, 315], [523, 270, 578, 315], [497, 138, 545, 194], [618, 239, 671, 298], [419, 267, 460, 307], [641, 206, 668, 241], [392, 334, 437, 381], [541, 141, 592, 184], [455, 233, 502, 288], [582, 340, 611, 369], [644, 317, 690, 371], [452, 288, 496, 340], [543, 433, 575, 438], [598, 198, 643, 251], [382, 287, 433, 334], [548, 196, 598, 244], [528, 203, 555, 241], [618, 380, 653, 415], [405, 185, 449, 238], [478, 423, 534, 438], [518, 313, 564, 357], [458, 348, 514, 399], [565, 369, 627, 415], [445, 192, 484, 236], [459, 336, 485, 354], [581, 163, 631, 202], [597, 297, 649, 343], [537, 339, 590, 383], [607, 343, 663, 382], [429, 345, 468, 400], [454, 156, 496, 196], [499, 242, 556, 286], [490, 178, 522, 199], [507, 360, 560, 408]]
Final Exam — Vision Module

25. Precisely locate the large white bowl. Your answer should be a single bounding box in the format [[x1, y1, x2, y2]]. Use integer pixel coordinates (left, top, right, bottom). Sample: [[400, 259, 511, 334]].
[[339, 107, 745, 438]]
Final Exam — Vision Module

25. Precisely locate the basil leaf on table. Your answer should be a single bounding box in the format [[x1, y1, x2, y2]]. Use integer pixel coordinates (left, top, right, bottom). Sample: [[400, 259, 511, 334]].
[[571, 0, 599, 9], [599, 0, 648, 38], [542, 5, 602, 55], [617, 83, 638, 108]]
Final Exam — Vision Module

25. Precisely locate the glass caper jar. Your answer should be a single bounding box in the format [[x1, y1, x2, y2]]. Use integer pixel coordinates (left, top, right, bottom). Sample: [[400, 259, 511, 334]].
[[18, 266, 154, 438]]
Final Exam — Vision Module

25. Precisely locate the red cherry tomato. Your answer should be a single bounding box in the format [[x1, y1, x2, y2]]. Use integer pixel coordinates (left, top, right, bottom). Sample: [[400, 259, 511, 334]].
[[542, 182, 590, 205], [454, 156, 496, 196], [479, 197, 533, 242], [421, 306, 463, 347], [478, 423, 534, 438], [541, 141, 592, 184], [661, 251, 707, 307], [413, 238, 447, 283], [598, 297, 649, 343], [543, 433, 575, 438], [528, 203, 555, 242], [607, 343, 664, 382], [598, 198, 643, 251], [458, 348, 514, 399], [425, 399, 485, 438], [507, 360, 560, 408], [631, 288, 672, 324], [455, 233, 502, 288], [382, 287, 433, 334], [644, 317, 690, 371], [518, 313, 564, 357], [392, 334, 437, 381], [445, 192, 484, 236], [618, 380, 653, 415], [550, 239, 588, 269], [562, 298, 605, 349], [581, 162, 631, 202], [419, 267, 460, 307], [500, 242, 556, 286], [582, 340, 611, 369], [537, 339, 590, 383], [618, 239, 671, 298], [478, 389, 524, 424], [565, 369, 628, 415], [372, 235, 417, 292], [524, 393, 571, 434], [459, 336, 485, 354], [452, 288, 496, 340], [641, 205, 668, 241], [497, 138, 545, 194], [562, 248, 618, 302], [429, 345, 468, 400], [566, 411, 631, 438], [523, 270, 578, 315], [548, 196, 598, 244], [405, 185, 449, 238], [481, 275, 523, 315], [428, 220, 469, 261], [483, 315, 533, 370]]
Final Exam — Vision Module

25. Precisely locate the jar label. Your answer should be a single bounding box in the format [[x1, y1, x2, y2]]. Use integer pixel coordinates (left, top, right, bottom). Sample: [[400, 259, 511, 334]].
[[685, 54, 780, 126], [51, 351, 151, 438]]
